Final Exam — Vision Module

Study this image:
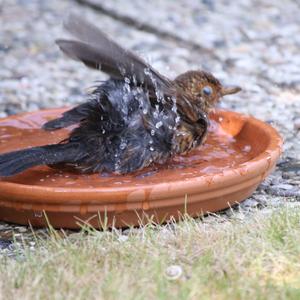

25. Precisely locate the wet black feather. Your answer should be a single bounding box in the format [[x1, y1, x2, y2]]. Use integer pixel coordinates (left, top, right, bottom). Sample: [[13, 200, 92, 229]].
[[0, 80, 179, 176]]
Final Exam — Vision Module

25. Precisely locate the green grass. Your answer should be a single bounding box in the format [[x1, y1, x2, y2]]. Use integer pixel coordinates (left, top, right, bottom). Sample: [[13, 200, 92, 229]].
[[1, 207, 300, 300]]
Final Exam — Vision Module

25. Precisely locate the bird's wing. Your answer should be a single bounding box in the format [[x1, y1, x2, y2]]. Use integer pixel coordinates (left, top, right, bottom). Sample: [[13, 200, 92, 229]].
[[42, 102, 94, 130], [56, 14, 174, 96]]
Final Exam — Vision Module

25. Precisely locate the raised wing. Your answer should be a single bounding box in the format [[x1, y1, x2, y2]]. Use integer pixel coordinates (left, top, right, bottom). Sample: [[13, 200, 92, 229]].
[[56, 14, 174, 95]]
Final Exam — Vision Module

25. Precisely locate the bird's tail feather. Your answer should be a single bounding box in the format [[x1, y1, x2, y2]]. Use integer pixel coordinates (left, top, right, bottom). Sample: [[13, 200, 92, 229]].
[[0, 143, 80, 177]]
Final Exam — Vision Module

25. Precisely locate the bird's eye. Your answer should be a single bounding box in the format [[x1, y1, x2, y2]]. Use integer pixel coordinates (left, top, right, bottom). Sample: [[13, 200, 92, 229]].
[[202, 86, 213, 96]]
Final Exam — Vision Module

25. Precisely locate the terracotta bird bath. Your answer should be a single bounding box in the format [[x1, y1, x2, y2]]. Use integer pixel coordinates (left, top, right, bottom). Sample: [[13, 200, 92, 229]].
[[0, 108, 282, 228]]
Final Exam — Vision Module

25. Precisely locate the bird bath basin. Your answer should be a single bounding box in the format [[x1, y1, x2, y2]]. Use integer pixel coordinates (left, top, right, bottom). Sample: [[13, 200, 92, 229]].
[[0, 108, 282, 228]]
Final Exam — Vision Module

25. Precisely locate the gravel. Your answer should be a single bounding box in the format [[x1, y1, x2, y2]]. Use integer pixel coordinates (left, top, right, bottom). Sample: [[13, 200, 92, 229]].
[[0, 0, 299, 249]]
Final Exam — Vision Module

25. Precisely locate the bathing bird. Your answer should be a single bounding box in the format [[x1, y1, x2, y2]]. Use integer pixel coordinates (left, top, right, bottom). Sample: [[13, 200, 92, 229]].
[[0, 15, 241, 176]]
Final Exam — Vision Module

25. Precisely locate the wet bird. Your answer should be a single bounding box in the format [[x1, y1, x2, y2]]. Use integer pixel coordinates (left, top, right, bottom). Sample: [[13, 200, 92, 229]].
[[0, 15, 241, 177]]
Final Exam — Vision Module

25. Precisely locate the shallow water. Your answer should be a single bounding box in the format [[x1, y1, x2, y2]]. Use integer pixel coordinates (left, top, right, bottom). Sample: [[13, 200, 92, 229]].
[[0, 110, 256, 188]]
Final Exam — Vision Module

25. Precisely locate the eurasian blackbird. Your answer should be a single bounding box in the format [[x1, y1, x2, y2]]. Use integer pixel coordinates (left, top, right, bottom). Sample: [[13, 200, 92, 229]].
[[0, 15, 241, 176]]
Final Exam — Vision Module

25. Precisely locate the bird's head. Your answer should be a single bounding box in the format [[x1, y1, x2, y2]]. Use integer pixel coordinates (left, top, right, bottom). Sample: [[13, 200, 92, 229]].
[[175, 70, 241, 114]]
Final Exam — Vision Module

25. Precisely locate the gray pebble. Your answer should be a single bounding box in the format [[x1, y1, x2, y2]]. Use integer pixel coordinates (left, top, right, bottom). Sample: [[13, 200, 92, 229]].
[[294, 118, 300, 130], [276, 184, 296, 190]]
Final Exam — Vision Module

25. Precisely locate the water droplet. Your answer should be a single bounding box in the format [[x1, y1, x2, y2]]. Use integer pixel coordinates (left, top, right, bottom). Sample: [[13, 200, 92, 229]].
[[242, 145, 251, 152], [118, 65, 126, 76], [151, 129, 155, 136], [65, 181, 76, 185], [143, 109, 148, 115], [34, 211, 43, 218], [100, 116, 104, 120], [144, 68, 151, 76], [150, 146, 154, 151], [114, 160, 121, 172], [123, 83, 131, 93], [132, 75, 137, 86], [155, 121, 163, 129], [102, 129, 105, 134], [120, 142, 127, 150]]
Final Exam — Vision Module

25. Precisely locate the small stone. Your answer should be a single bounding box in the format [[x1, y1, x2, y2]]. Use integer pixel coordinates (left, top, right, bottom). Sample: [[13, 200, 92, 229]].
[[241, 198, 259, 208], [0, 224, 7, 231], [294, 118, 300, 130], [17, 227, 27, 233], [165, 265, 183, 280], [117, 235, 128, 242], [122, 228, 141, 236], [0, 239, 12, 251], [68, 233, 84, 241], [276, 184, 295, 190]]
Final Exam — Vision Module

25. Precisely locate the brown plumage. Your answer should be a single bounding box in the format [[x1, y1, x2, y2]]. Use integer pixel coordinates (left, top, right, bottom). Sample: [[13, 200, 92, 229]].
[[0, 15, 241, 177]]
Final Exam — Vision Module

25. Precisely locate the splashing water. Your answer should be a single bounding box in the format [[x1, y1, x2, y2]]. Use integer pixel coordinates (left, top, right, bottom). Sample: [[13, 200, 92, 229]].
[[144, 68, 164, 102], [155, 121, 163, 129], [119, 142, 127, 150]]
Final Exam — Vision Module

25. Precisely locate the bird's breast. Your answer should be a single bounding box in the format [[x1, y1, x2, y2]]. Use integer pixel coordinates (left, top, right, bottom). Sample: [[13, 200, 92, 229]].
[[172, 124, 199, 154]]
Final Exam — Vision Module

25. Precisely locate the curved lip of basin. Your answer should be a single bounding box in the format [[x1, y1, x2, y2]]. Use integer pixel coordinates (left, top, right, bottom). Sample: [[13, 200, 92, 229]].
[[0, 108, 283, 204]]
